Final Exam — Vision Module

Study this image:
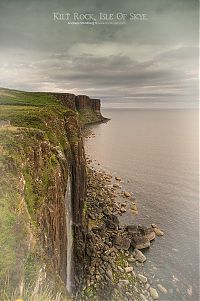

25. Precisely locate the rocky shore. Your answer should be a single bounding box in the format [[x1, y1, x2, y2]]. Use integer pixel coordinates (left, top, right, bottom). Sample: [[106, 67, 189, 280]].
[[78, 157, 166, 301]]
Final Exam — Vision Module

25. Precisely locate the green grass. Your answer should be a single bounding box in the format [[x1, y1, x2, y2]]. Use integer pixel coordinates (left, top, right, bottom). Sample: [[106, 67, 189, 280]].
[[0, 88, 76, 297], [0, 88, 59, 107]]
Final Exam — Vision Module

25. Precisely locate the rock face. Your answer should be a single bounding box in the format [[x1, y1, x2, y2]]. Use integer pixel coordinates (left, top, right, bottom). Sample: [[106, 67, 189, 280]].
[[51, 93, 107, 124], [0, 89, 107, 298]]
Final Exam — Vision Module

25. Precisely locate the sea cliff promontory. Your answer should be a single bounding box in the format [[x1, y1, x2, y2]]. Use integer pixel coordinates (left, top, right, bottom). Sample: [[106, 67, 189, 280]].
[[0, 88, 106, 300], [0, 88, 163, 301]]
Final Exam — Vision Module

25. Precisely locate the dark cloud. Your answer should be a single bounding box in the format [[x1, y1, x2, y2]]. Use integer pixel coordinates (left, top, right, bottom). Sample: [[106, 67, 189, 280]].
[[0, 0, 198, 108]]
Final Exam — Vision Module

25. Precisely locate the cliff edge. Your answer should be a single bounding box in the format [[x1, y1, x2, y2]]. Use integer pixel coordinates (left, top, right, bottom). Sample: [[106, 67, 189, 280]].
[[0, 88, 107, 300]]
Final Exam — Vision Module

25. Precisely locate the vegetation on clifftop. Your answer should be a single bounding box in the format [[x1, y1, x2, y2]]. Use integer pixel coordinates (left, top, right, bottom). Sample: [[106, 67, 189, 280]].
[[0, 88, 77, 300]]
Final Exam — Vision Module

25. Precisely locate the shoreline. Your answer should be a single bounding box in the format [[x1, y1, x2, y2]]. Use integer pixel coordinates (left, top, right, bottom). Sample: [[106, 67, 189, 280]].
[[79, 153, 166, 301]]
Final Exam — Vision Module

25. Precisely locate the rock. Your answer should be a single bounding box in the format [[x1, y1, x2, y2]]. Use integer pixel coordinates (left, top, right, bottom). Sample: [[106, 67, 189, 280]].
[[153, 227, 164, 236], [113, 183, 120, 188], [150, 287, 159, 300], [115, 176, 121, 181], [137, 274, 147, 283], [145, 283, 150, 290], [114, 235, 131, 250], [146, 228, 156, 241], [103, 214, 119, 230], [118, 279, 129, 286], [131, 236, 150, 249], [157, 284, 167, 294], [187, 285, 192, 297], [151, 223, 157, 228], [106, 269, 113, 280], [127, 257, 135, 263], [125, 292, 132, 297], [125, 266, 134, 273], [127, 225, 151, 249], [124, 191, 131, 197], [120, 207, 126, 213], [131, 203, 138, 211], [103, 208, 112, 216], [132, 249, 146, 263], [117, 266, 124, 273], [140, 294, 148, 301]]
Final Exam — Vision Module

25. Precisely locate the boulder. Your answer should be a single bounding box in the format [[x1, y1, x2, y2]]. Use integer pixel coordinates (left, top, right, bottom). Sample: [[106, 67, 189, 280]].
[[106, 269, 113, 281], [140, 294, 148, 301], [115, 176, 121, 181], [114, 234, 131, 250], [137, 274, 147, 283], [145, 228, 156, 241], [153, 227, 164, 236], [131, 235, 150, 249], [157, 284, 167, 294], [117, 266, 124, 273], [120, 207, 127, 213], [124, 266, 134, 273], [103, 214, 119, 230], [124, 191, 131, 197], [132, 249, 146, 263], [118, 279, 129, 286], [131, 203, 138, 212], [150, 287, 159, 300]]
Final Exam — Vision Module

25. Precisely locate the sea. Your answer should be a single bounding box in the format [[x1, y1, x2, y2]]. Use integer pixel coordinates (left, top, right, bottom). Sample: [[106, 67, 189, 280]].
[[84, 108, 199, 301]]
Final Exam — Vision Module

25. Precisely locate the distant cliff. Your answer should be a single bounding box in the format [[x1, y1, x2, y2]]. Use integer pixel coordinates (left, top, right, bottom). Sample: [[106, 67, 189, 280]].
[[51, 93, 108, 124], [0, 88, 107, 300]]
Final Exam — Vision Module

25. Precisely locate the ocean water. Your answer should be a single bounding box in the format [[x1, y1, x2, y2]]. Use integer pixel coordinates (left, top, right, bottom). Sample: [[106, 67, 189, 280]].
[[85, 109, 199, 301]]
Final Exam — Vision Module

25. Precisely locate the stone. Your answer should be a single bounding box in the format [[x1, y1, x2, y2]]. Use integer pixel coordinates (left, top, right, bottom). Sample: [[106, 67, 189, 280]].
[[132, 249, 146, 263], [146, 228, 156, 241], [131, 203, 138, 211], [137, 274, 147, 283], [103, 208, 112, 216], [157, 284, 167, 294], [106, 269, 113, 280], [125, 292, 132, 297], [150, 287, 159, 300], [114, 235, 131, 250], [127, 257, 135, 263], [140, 294, 148, 301], [117, 266, 124, 273], [113, 183, 120, 188], [120, 207, 126, 213], [131, 235, 150, 249], [118, 279, 129, 286], [115, 176, 121, 181], [187, 285, 192, 297], [125, 266, 134, 273], [145, 283, 150, 290], [153, 227, 164, 236], [103, 214, 119, 229], [124, 191, 131, 197]]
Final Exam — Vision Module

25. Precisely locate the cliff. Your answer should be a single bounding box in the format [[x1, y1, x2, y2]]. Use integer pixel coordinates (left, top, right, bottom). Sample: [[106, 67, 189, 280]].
[[0, 88, 106, 300], [51, 93, 107, 124]]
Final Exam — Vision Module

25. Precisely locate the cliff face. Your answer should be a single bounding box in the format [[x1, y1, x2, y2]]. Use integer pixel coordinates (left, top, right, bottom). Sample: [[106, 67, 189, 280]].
[[51, 93, 107, 124], [0, 88, 105, 299]]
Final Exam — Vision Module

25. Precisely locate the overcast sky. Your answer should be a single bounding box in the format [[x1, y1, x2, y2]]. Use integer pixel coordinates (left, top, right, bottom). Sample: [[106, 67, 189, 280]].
[[0, 0, 198, 108]]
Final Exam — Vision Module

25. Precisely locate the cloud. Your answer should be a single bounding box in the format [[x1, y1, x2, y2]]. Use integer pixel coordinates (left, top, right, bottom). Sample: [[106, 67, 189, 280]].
[[0, 0, 198, 108]]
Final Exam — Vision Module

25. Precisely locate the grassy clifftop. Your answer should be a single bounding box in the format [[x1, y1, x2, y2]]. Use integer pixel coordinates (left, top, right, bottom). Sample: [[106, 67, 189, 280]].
[[0, 88, 97, 300]]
